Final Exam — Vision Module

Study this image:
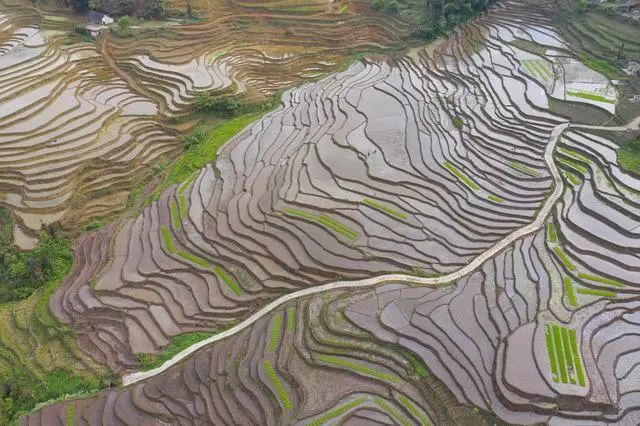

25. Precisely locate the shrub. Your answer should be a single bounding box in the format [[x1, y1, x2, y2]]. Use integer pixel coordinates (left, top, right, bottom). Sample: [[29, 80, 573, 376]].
[[372, 0, 384, 10], [453, 116, 464, 128], [617, 138, 640, 175], [195, 93, 240, 115]]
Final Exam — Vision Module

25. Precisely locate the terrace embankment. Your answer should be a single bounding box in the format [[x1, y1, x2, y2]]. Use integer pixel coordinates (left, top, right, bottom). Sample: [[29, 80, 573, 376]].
[[50, 0, 579, 373], [24, 289, 504, 425]]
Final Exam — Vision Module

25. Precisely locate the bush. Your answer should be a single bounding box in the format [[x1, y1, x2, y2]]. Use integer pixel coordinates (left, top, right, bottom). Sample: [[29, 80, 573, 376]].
[[195, 93, 240, 115], [617, 138, 640, 175], [372, 0, 384, 10], [453, 116, 464, 128]]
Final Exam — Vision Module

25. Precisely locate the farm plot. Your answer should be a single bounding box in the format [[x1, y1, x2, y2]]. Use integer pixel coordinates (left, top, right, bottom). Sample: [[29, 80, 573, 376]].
[[25, 290, 491, 425], [0, 10, 179, 246], [46, 0, 580, 372]]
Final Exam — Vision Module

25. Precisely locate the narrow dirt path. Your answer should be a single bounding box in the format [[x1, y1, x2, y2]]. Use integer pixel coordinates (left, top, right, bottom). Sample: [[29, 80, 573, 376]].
[[122, 116, 640, 387]]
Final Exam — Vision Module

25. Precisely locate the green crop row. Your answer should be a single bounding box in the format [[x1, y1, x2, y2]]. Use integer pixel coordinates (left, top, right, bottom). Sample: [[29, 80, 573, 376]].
[[576, 287, 617, 299], [305, 396, 367, 426], [563, 277, 578, 307], [545, 324, 586, 386], [362, 198, 408, 220], [170, 201, 181, 229], [578, 272, 624, 288], [317, 354, 402, 384], [442, 161, 480, 191], [283, 208, 359, 240], [214, 266, 243, 295], [396, 394, 431, 425], [566, 89, 616, 104], [507, 160, 542, 177], [264, 360, 293, 410], [268, 314, 282, 352], [160, 227, 175, 254], [373, 397, 413, 426], [554, 246, 576, 271], [177, 250, 210, 268]]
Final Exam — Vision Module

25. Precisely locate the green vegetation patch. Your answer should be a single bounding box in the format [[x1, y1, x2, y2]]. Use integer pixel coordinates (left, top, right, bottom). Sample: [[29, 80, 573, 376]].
[[170, 200, 181, 229], [373, 397, 413, 426], [317, 354, 402, 384], [177, 250, 210, 268], [563, 277, 578, 307], [264, 360, 293, 410], [576, 287, 617, 299], [306, 396, 367, 426], [522, 59, 553, 81], [178, 171, 198, 195], [396, 394, 431, 425], [545, 324, 586, 386], [566, 89, 616, 104], [452, 116, 464, 128], [547, 222, 557, 243], [487, 194, 504, 203], [565, 171, 581, 186], [67, 402, 74, 426], [287, 307, 296, 332], [137, 332, 214, 370], [268, 314, 282, 352], [362, 198, 408, 220], [578, 272, 624, 288], [507, 160, 542, 177], [442, 161, 480, 191], [617, 138, 640, 176], [179, 195, 188, 219], [214, 266, 243, 296], [160, 227, 175, 254], [283, 209, 359, 241], [554, 246, 576, 271], [577, 53, 622, 79], [558, 157, 588, 175], [558, 147, 591, 164]]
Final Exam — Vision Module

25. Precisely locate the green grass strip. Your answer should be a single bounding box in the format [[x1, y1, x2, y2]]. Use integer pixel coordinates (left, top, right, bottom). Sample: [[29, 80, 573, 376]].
[[566, 90, 616, 104], [305, 397, 367, 426], [178, 171, 198, 195], [264, 360, 293, 410], [287, 307, 296, 332], [558, 158, 588, 175], [214, 266, 243, 295], [268, 314, 282, 352], [561, 326, 576, 385], [283, 207, 316, 221], [552, 325, 568, 384], [397, 394, 431, 425], [547, 222, 556, 243], [373, 398, 413, 426], [558, 147, 591, 164], [554, 247, 576, 271], [67, 403, 74, 426], [565, 172, 581, 186], [362, 198, 408, 220], [576, 288, 617, 299], [578, 273, 624, 288], [442, 161, 480, 191], [507, 160, 542, 177], [177, 250, 210, 267], [563, 277, 578, 307], [545, 325, 560, 382], [487, 194, 504, 203], [569, 329, 586, 386], [522, 60, 540, 78], [338, 3, 348, 13], [316, 214, 359, 240], [160, 226, 175, 254], [179, 195, 188, 219], [318, 354, 402, 384], [170, 200, 181, 229]]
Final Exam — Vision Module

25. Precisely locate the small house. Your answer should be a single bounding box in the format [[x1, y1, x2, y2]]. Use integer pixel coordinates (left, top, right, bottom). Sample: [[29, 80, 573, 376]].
[[86, 11, 114, 26]]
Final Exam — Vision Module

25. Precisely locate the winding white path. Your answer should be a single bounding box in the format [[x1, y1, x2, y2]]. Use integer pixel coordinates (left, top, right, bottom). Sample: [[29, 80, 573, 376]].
[[122, 117, 640, 387]]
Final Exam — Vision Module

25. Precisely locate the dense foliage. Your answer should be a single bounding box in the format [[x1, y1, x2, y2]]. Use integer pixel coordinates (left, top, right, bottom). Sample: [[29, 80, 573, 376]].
[[411, 0, 498, 40], [0, 211, 72, 303], [617, 138, 640, 175]]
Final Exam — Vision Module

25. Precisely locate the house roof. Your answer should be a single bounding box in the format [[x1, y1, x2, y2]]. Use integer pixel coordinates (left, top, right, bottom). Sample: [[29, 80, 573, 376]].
[[86, 11, 109, 24]]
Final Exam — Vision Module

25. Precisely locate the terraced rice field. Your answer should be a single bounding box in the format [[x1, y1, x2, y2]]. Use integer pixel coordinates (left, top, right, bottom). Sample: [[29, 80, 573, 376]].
[[13, 0, 640, 424], [100, 0, 414, 114], [0, 5, 180, 247]]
